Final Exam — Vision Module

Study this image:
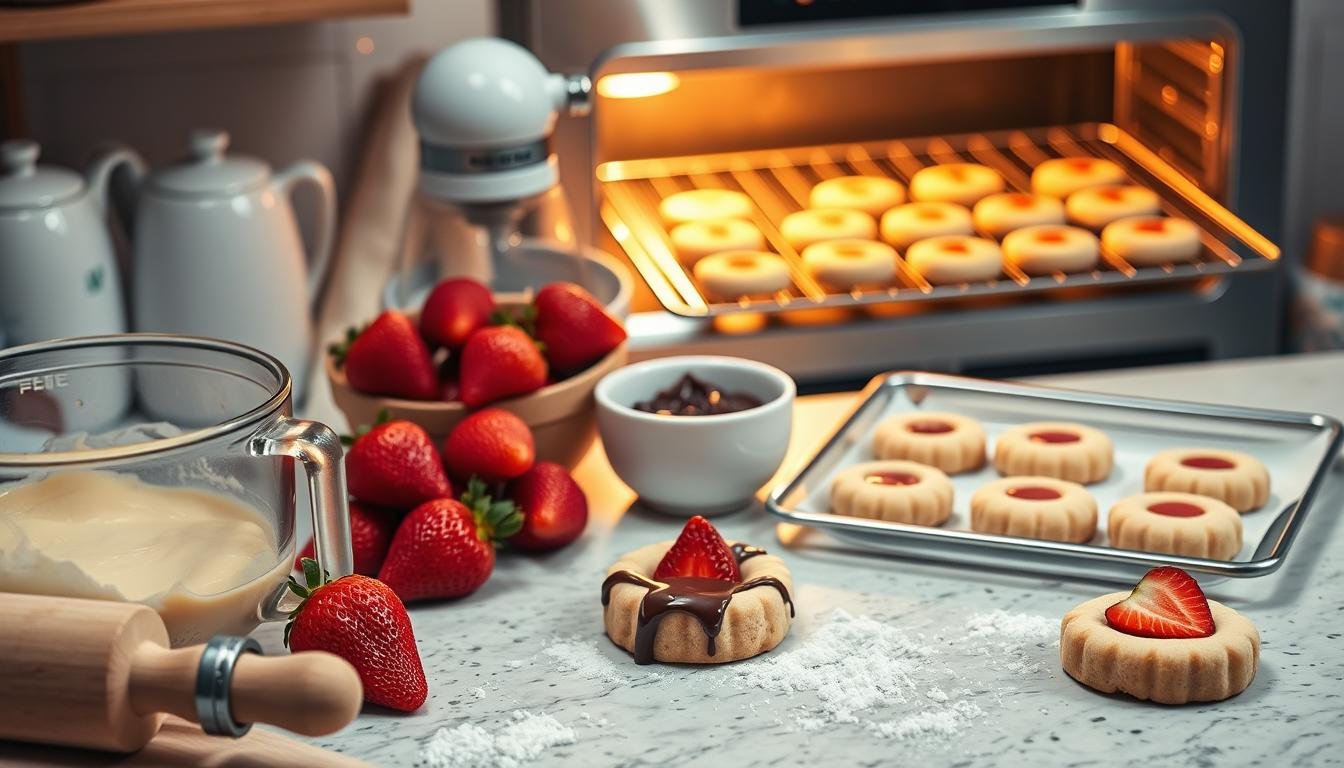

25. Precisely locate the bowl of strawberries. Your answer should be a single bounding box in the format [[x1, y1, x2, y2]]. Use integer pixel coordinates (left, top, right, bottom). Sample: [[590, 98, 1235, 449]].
[[326, 277, 628, 468]]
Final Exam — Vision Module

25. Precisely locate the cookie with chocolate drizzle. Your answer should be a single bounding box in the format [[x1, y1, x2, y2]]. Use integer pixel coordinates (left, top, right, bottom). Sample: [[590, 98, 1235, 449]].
[[602, 539, 794, 665]]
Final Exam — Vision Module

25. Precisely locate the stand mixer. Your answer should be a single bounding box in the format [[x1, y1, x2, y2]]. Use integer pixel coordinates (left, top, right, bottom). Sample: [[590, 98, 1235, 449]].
[[387, 37, 600, 309]]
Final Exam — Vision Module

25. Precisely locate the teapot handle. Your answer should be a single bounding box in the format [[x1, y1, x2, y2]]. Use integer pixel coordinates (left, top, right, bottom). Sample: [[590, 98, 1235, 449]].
[[85, 145, 146, 236], [273, 161, 337, 316]]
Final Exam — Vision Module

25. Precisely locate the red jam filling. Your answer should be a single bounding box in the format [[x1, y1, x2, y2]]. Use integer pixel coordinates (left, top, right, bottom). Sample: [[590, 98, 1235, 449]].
[[1134, 219, 1167, 233], [941, 241, 970, 254], [835, 245, 866, 259], [865, 472, 921, 486], [945, 167, 969, 181], [1008, 194, 1036, 208], [1098, 188, 1127, 201], [1067, 159, 1095, 172], [1035, 229, 1068, 244], [1147, 501, 1205, 518], [916, 207, 945, 221], [907, 420, 955, 434], [1007, 486, 1062, 501], [728, 255, 758, 269], [1029, 431, 1080, 444], [1180, 456, 1236, 470]]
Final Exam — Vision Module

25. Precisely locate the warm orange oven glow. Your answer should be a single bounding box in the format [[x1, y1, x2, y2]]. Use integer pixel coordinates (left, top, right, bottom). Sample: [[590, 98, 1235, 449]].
[[596, 72, 680, 99]]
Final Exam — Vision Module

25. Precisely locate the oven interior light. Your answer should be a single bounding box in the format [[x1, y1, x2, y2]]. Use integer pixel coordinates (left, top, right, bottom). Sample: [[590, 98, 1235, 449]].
[[596, 72, 680, 99]]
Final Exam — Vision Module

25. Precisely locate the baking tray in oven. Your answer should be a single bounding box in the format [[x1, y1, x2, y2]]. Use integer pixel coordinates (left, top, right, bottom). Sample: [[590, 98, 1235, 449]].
[[597, 122, 1280, 318], [765, 372, 1341, 583]]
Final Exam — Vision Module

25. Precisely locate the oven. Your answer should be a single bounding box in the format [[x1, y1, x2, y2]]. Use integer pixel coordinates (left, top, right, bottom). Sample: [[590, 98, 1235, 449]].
[[499, 0, 1291, 390]]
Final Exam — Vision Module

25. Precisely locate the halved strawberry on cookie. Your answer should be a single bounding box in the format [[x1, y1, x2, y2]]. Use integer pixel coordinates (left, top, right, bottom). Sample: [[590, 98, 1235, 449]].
[[653, 515, 741, 583], [1104, 565, 1215, 639]]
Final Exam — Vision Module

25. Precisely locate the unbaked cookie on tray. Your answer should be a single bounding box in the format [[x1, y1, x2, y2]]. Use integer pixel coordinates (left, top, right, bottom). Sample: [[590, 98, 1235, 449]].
[[1108, 491, 1243, 560], [830, 460, 954, 527], [993, 421, 1114, 484], [1145, 447, 1270, 512], [970, 476, 1097, 543], [872, 411, 985, 474]]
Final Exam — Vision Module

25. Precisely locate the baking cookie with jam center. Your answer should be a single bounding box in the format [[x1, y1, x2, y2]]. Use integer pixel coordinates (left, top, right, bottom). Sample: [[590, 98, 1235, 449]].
[[1061, 566, 1259, 705], [992, 421, 1114, 484], [692, 250, 792, 299], [910, 163, 1004, 207], [669, 218, 765, 263], [1108, 491, 1243, 560], [1145, 448, 1270, 513], [970, 476, 1097, 543], [830, 460, 954, 526], [872, 411, 985, 474], [809, 175, 907, 218]]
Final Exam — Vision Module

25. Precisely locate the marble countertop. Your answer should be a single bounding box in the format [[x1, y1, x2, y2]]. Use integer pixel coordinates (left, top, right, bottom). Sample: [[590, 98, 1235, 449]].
[[261, 352, 1344, 767]]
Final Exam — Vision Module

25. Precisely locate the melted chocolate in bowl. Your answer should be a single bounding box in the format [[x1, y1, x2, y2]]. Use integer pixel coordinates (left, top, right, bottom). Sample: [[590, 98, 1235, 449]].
[[602, 545, 793, 665], [1181, 456, 1236, 470], [632, 373, 764, 417]]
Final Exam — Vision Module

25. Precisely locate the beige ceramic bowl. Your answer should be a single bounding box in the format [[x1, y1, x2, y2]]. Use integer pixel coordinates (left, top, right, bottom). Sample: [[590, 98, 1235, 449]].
[[327, 305, 628, 469]]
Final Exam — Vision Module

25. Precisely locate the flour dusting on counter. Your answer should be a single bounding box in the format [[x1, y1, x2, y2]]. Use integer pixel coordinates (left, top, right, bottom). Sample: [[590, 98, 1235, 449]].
[[417, 710, 575, 768], [536, 636, 662, 685]]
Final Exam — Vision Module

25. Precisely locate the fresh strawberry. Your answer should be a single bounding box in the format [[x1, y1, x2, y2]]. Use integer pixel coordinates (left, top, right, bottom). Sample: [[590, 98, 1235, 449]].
[[346, 419, 453, 508], [533, 282, 626, 372], [653, 515, 741, 583], [332, 311, 437, 400], [442, 408, 535, 483], [377, 479, 522, 602], [285, 560, 427, 712], [458, 325, 548, 408], [1105, 566, 1215, 639], [294, 501, 399, 576], [506, 462, 588, 551], [420, 278, 495, 350]]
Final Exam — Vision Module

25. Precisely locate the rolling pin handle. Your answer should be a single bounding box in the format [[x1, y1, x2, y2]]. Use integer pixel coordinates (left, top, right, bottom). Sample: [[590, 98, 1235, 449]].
[[195, 635, 262, 738]]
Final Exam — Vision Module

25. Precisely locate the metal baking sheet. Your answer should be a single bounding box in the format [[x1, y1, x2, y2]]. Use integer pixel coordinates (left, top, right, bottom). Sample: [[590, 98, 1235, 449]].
[[766, 372, 1342, 583]]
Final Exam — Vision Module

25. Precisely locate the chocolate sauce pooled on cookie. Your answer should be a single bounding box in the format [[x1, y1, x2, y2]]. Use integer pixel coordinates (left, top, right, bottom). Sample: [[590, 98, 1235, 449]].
[[632, 373, 763, 416], [601, 545, 793, 665]]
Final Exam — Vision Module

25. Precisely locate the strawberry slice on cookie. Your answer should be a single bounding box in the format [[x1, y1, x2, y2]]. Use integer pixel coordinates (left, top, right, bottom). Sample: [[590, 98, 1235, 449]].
[[1104, 565, 1214, 639]]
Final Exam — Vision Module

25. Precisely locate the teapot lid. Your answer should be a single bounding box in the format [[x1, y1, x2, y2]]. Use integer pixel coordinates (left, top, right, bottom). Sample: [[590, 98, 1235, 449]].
[[148, 130, 269, 196], [0, 140, 84, 211]]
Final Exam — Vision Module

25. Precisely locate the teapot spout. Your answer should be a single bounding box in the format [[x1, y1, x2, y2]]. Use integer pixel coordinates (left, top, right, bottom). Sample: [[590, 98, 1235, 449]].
[[86, 144, 146, 237]]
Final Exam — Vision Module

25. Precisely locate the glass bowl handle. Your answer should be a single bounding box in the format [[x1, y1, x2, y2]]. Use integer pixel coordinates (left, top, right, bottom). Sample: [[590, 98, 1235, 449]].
[[249, 417, 354, 579]]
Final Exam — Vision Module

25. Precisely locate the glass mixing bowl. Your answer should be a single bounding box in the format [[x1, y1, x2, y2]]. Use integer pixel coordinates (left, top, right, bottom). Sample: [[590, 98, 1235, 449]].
[[0, 335, 352, 646]]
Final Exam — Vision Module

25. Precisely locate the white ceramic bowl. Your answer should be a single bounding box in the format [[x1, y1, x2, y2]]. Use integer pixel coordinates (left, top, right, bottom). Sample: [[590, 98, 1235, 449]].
[[595, 356, 795, 516]]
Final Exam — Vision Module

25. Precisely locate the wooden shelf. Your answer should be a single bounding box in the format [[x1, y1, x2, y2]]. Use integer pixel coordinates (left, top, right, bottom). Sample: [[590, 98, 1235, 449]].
[[0, 0, 409, 43]]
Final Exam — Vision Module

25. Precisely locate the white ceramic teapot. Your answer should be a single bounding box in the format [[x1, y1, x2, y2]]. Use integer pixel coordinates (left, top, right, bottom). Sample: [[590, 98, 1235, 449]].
[[0, 139, 132, 348], [124, 130, 335, 398]]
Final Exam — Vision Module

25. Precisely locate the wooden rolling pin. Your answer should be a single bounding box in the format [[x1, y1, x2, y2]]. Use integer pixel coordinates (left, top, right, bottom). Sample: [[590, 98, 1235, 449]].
[[0, 593, 363, 753]]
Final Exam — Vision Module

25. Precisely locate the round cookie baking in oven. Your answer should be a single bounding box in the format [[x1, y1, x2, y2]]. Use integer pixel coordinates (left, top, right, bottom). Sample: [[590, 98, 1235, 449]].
[[872, 411, 985, 475], [692, 250, 792, 299], [659, 188, 755, 224], [1108, 491, 1243, 560], [669, 218, 765, 263], [1061, 566, 1259, 705], [830, 460, 954, 526], [904, 235, 1003, 285], [971, 192, 1065, 238], [1145, 448, 1270, 513], [970, 476, 1097, 543], [909, 163, 1005, 206], [1101, 216, 1202, 266], [879, 202, 974, 250], [993, 421, 1113, 484], [1001, 224, 1100, 275], [1030, 157, 1127, 198], [603, 516, 794, 665], [809, 175, 907, 218], [780, 208, 877, 251], [801, 239, 897, 288], [1065, 185, 1161, 230]]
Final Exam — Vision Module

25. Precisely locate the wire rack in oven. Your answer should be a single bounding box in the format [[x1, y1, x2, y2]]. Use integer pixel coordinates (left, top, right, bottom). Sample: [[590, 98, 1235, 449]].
[[596, 122, 1279, 319]]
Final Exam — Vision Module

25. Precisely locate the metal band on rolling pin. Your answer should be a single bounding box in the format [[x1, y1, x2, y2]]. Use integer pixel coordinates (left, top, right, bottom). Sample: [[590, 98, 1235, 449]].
[[420, 138, 551, 174], [195, 635, 262, 738]]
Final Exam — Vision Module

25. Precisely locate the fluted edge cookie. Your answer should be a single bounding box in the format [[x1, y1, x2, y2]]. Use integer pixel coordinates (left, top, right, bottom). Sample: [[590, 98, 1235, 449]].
[[872, 411, 986, 474], [993, 421, 1114, 484], [830, 460, 954, 526], [1108, 491, 1243, 560], [970, 476, 1097, 543], [603, 540, 793, 665], [1061, 593, 1259, 704], [1145, 448, 1270, 513]]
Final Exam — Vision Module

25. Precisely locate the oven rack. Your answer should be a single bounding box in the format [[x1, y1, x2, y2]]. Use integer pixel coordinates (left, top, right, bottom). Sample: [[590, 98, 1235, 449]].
[[596, 123, 1279, 319]]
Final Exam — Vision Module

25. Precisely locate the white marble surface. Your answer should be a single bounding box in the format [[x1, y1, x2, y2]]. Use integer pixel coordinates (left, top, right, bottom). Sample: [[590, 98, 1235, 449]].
[[260, 352, 1344, 767]]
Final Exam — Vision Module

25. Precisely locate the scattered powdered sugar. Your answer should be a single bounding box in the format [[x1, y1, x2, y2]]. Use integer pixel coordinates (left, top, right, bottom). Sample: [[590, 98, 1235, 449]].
[[417, 710, 575, 768], [537, 636, 662, 685], [961, 609, 1059, 675]]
